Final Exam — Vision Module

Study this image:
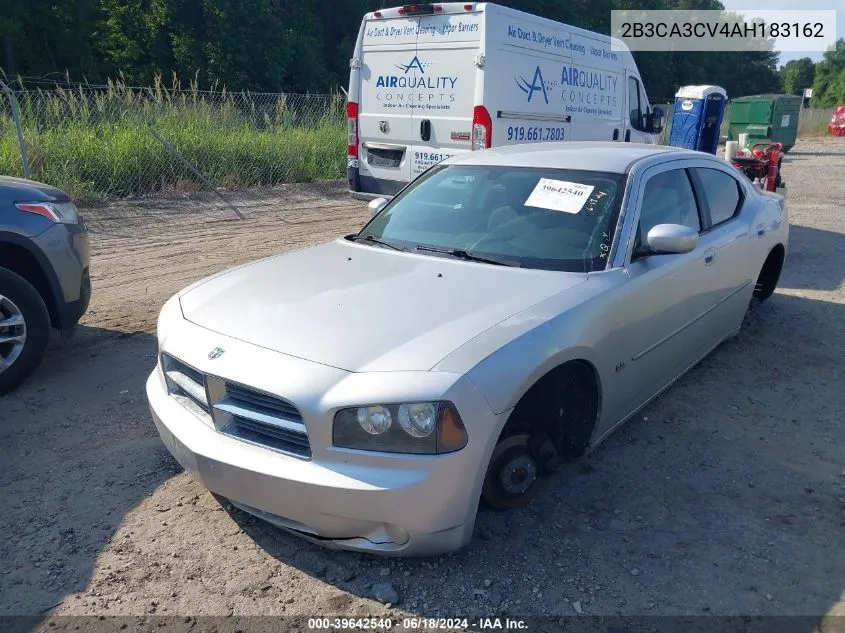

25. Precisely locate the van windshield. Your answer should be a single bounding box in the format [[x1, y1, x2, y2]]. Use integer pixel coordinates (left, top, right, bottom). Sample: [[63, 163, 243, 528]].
[[358, 165, 626, 272]]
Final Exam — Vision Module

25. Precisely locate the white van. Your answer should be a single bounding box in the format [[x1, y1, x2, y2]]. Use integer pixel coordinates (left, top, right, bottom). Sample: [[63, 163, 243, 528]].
[[346, 2, 665, 199]]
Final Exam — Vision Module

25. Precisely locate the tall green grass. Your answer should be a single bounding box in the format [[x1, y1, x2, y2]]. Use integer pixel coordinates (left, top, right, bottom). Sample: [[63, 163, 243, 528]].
[[0, 77, 346, 201]]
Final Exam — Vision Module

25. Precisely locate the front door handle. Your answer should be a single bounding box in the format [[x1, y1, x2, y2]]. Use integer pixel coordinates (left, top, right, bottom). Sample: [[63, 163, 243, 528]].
[[624, 129, 631, 142], [704, 248, 715, 265], [420, 119, 432, 141]]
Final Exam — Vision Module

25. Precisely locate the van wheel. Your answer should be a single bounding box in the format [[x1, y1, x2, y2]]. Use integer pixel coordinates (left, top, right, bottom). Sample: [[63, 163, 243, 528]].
[[481, 434, 540, 510], [0, 268, 50, 396]]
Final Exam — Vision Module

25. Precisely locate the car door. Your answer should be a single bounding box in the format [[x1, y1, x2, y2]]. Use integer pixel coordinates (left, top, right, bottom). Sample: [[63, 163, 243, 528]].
[[688, 165, 754, 335], [601, 164, 722, 422]]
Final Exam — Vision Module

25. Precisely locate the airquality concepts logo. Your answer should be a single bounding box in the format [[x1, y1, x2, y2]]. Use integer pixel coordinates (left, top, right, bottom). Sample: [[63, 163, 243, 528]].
[[375, 56, 457, 89], [374, 56, 458, 110], [396, 55, 427, 74], [516, 66, 551, 104]]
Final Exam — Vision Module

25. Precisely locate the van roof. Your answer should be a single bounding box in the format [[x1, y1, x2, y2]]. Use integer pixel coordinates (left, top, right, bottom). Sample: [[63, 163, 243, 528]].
[[445, 142, 686, 173]]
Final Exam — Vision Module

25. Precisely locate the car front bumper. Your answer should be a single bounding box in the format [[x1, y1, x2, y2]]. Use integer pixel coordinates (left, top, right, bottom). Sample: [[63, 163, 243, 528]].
[[30, 220, 91, 330], [146, 321, 506, 556]]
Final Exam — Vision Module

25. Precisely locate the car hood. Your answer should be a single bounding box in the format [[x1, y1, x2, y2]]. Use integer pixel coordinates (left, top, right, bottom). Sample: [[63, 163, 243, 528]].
[[0, 176, 70, 202], [179, 240, 587, 372]]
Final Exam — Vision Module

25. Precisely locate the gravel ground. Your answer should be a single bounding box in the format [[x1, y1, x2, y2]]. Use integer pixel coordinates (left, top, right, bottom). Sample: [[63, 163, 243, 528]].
[[1, 138, 844, 627]]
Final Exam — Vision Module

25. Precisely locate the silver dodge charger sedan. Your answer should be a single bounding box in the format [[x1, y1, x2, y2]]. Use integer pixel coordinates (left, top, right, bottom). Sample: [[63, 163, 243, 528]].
[[147, 142, 788, 555]]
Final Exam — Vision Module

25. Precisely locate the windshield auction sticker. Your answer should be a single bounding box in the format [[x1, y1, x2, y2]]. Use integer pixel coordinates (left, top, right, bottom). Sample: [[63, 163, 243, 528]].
[[524, 178, 595, 214]]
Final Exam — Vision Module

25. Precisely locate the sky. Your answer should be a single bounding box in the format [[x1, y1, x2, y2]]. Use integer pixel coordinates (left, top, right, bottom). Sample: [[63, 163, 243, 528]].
[[718, 0, 843, 66]]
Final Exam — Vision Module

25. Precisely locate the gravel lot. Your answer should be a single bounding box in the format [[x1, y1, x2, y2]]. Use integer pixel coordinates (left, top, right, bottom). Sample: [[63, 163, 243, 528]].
[[1, 138, 844, 626]]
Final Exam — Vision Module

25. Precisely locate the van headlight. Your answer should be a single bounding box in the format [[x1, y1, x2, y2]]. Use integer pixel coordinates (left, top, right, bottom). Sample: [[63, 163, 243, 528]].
[[333, 402, 467, 454]]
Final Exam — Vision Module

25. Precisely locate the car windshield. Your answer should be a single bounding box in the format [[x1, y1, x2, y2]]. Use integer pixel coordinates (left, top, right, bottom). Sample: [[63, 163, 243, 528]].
[[358, 165, 626, 272]]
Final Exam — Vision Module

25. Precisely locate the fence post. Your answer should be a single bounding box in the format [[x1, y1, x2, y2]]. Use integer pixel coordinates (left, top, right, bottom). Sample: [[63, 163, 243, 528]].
[[149, 127, 245, 220], [0, 80, 30, 179]]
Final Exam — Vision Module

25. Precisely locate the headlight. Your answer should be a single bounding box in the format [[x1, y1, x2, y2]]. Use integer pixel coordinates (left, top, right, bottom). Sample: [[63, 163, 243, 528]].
[[398, 403, 436, 437], [357, 405, 392, 435], [333, 401, 467, 454]]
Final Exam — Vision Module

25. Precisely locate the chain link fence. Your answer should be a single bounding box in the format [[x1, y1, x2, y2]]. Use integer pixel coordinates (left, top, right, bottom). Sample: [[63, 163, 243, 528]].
[[3, 78, 838, 208], [0, 78, 346, 206]]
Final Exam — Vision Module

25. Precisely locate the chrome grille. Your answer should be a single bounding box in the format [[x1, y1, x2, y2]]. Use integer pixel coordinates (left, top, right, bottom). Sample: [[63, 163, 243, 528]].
[[162, 354, 211, 421], [161, 354, 311, 459], [225, 382, 302, 421], [216, 381, 310, 458]]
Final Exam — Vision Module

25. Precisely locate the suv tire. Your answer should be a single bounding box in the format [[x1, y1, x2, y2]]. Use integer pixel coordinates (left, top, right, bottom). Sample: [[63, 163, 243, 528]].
[[0, 268, 51, 395]]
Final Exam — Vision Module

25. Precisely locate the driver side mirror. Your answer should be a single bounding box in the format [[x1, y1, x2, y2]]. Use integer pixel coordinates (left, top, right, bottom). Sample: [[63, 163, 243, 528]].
[[368, 197, 388, 216], [634, 223, 698, 258]]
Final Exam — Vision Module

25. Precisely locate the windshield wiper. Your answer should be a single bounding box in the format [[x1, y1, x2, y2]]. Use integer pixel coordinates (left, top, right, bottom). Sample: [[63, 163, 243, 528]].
[[345, 234, 406, 252], [415, 245, 520, 267]]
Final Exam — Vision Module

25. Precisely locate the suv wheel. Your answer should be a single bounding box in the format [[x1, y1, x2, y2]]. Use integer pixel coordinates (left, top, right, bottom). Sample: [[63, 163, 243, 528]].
[[0, 268, 50, 395]]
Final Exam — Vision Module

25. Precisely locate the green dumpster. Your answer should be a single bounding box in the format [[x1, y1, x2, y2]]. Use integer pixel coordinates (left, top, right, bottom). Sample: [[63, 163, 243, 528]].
[[727, 94, 802, 152]]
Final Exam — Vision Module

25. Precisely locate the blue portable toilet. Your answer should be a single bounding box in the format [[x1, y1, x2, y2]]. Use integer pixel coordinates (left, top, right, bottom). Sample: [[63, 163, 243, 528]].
[[668, 85, 728, 154]]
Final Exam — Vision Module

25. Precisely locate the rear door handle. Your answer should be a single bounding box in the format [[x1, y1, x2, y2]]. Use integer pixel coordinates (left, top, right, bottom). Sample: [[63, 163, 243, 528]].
[[704, 248, 715, 265], [613, 128, 620, 141], [757, 223, 766, 237], [420, 119, 432, 141]]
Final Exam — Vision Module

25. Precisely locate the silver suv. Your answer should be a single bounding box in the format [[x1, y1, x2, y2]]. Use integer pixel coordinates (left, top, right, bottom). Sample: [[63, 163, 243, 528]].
[[0, 176, 90, 395]]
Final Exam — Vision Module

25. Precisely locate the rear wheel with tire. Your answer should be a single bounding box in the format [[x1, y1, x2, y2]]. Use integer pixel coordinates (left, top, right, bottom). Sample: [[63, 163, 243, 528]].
[[0, 268, 50, 395]]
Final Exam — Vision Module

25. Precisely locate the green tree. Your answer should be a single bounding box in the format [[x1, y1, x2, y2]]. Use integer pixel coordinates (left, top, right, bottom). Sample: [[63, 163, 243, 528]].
[[811, 39, 845, 107], [780, 57, 815, 95], [0, 0, 106, 83]]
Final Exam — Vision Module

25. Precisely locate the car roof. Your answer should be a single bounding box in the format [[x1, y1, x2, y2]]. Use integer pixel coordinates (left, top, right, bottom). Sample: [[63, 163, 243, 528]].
[[445, 142, 693, 173]]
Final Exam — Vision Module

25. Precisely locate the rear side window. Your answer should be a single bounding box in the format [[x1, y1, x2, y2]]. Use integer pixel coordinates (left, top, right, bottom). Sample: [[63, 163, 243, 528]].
[[692, 168, 743, 227]]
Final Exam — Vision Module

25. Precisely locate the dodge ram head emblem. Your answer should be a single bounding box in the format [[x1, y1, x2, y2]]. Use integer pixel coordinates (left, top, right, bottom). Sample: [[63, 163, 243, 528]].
[[208, 347, 225, 360], [379, 120, 389, 134]]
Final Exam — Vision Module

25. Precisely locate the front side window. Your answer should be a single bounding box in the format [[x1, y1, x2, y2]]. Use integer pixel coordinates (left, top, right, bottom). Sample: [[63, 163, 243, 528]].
[[692, 168, 743, 227], [359, 165, 627, 272], [638, 169, 701, 242]]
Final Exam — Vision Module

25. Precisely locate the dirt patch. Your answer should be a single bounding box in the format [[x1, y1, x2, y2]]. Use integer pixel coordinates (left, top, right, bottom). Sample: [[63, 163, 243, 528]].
[[1, 142, 844, 622]]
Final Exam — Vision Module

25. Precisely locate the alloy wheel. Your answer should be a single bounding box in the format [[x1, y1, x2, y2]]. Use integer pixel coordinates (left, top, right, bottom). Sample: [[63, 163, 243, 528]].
[[0, 294, 27, 374]]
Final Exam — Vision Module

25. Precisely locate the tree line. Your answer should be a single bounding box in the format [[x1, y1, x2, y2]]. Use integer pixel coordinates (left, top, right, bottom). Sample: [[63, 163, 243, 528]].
[[780, 41, 845, 108], [2, 0, 841, 106]]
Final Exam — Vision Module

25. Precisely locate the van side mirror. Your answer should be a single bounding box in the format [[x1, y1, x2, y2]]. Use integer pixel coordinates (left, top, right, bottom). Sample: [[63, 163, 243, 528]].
[[368, 197, 388, 216], [649, 107, 666, 134]]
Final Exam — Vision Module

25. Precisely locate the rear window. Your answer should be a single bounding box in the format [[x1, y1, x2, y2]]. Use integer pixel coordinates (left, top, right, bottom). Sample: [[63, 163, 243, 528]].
[[360, 165, 626, 272]]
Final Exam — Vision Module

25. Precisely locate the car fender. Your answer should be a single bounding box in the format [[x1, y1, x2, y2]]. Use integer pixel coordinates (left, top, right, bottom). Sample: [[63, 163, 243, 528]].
[[437, 273, 623, 417], [750, 190, 789, 268], [0, 230, 64, 317]]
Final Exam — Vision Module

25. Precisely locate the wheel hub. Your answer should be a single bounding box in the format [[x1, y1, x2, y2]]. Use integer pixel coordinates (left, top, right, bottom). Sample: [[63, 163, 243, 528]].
[[0, 294, 27, 374], [499, 454, 538, 496]]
